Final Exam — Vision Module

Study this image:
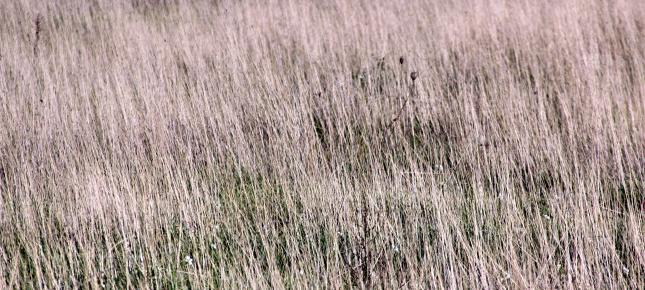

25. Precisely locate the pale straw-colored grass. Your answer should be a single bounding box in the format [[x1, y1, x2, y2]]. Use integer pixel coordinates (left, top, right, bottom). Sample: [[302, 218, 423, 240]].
[[0, 0, 643, 288]]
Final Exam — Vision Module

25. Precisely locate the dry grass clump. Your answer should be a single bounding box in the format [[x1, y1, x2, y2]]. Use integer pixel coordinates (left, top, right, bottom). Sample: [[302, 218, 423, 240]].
[[0, 0, 644, 288]]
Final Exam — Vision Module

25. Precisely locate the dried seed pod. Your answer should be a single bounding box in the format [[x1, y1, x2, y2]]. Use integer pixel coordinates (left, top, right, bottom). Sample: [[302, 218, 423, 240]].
[[410, 71, 418, 81]]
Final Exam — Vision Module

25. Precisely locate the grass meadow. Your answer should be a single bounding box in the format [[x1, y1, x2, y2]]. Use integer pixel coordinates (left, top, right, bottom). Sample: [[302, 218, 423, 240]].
[[0, 0, 644, 288]]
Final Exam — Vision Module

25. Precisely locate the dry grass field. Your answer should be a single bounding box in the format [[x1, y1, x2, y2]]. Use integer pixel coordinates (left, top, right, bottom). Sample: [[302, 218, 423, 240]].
[[0, 0, 644, 288]]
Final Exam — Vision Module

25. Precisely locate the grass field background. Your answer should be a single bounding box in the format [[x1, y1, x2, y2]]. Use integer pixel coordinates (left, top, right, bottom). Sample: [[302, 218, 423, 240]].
[[0, 0, 644, 288]]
